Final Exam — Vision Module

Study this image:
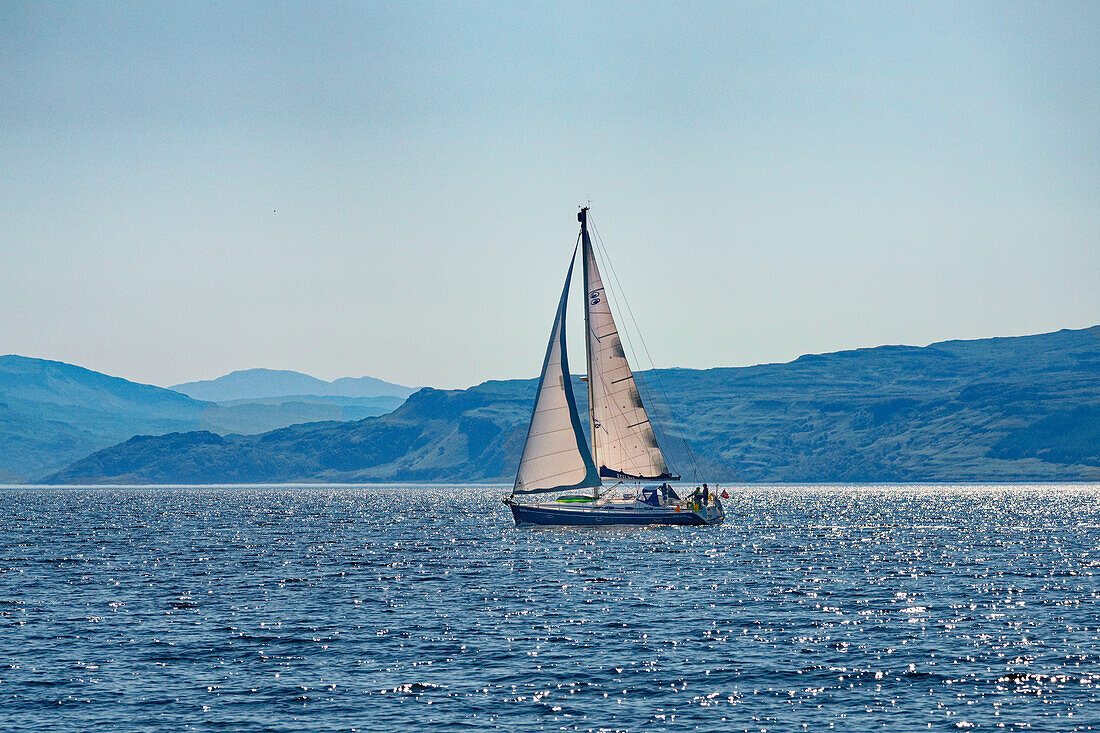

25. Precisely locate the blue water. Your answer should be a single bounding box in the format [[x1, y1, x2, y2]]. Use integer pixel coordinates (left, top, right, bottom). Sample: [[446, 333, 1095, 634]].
[[1, 485, 1098, 732]]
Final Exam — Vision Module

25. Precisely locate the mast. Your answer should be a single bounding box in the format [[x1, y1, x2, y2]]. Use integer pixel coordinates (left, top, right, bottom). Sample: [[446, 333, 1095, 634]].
[[579, 207, 598, 498]]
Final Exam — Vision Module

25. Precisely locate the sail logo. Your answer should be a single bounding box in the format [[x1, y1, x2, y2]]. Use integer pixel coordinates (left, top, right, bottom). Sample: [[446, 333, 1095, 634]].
[[589, 290, 602, 305]]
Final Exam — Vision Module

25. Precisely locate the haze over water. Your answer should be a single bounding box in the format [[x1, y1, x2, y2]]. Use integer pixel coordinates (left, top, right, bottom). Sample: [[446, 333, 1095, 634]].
[[1, 484, 1097, 731]]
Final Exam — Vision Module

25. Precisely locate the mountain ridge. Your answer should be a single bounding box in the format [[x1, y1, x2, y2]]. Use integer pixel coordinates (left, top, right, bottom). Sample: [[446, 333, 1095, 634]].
[[0, 357, 408, 480], [42, 326, 1100, 484], [170, 368, 415, 402]]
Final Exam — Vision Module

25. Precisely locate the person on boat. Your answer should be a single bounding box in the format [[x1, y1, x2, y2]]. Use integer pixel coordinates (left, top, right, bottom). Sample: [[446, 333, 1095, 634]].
[[702, 484, 710, 505], [688, 486, 702, 510], [659, 483, 679, 507]]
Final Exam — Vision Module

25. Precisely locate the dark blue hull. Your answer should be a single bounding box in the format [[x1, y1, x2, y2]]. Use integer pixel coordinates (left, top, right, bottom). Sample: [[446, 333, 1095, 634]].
[[507, 500, 724, 527]]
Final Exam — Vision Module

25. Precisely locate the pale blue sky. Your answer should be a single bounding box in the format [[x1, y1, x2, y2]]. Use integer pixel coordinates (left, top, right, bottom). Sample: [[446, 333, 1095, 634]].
[[2, 1, 1098, 389]]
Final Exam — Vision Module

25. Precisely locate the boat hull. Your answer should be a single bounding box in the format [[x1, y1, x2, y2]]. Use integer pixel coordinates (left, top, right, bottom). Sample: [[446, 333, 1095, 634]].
[[507, 500, 724, 527]]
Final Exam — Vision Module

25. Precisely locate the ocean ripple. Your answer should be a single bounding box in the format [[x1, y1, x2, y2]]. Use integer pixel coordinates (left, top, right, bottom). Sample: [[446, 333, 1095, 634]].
[[0, 484, 1097, 731]]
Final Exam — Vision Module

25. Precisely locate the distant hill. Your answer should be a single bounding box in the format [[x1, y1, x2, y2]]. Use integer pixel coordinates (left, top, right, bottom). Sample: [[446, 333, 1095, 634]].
[[0, 355, 209, 480], [0, 357, 407, 481], [197, 395, 406, 435], [170, 368, 415, 402], [44, 326, 1100, 484]]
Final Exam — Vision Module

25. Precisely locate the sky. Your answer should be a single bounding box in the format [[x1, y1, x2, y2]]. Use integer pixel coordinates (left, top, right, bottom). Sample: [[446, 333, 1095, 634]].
[[2, 1, 1098, 390]]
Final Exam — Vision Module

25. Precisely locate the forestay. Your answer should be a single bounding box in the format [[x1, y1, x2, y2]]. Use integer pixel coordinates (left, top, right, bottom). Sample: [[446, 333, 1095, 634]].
[[512, 248, 601, 495]]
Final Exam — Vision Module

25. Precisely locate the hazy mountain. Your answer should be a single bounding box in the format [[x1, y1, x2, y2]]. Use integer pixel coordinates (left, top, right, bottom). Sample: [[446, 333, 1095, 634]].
[[0, 357, 407, 481], [170, 369, 415, 402], [45, 326, 1100, 484], [0, 355, 208, 480], [196, 395, 406, 435]]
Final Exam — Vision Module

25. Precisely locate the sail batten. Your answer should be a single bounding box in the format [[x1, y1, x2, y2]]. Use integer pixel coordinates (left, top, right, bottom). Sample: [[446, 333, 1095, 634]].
[[511, 246, 601, 496], [580, 213, 676, 481]]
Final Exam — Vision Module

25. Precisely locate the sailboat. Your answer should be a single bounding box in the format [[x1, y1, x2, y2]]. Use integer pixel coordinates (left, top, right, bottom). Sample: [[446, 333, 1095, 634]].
[[503, 208, 725, 527]]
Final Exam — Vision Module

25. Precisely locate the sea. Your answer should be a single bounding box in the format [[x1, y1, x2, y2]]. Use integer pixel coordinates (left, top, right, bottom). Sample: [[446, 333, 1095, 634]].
[[0, 484, 1097, 732]]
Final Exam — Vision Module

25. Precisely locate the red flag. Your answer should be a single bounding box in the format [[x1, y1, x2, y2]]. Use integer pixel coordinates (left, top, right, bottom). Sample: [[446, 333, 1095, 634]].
[[720, 490, 730, 499]]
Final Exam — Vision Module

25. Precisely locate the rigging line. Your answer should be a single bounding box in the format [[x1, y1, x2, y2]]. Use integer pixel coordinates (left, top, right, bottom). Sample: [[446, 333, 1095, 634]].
[[589, 385, 659, 476], [585, 238, 682, 484], [589, 375, 656, 479], [588, 216, 702, 482], [588, 259, 652, 424], [584, 254, 655, 480], [587, 225, 668, 469], [587, 337, 658, 478]]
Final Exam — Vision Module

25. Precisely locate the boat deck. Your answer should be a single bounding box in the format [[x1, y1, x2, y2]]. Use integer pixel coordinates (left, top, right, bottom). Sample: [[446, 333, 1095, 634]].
[[507, 498, 724, 527]]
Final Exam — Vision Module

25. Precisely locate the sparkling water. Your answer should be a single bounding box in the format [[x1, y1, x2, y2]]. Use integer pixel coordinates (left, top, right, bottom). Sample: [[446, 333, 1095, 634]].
[[1, 485, 1097, 731]]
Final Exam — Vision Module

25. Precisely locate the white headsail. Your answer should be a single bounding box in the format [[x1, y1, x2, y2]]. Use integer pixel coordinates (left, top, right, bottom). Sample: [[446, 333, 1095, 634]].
[[512, 246, 601, 495], [580, 209, 676, 481]]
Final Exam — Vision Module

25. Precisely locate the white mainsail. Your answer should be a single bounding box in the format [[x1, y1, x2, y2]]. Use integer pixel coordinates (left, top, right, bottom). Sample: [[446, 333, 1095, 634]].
[[512, 247, 601, 495], [580, 210, 675, 480]]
